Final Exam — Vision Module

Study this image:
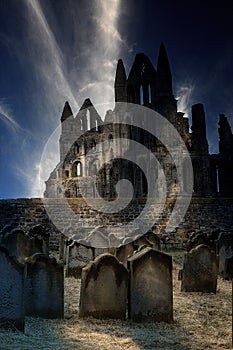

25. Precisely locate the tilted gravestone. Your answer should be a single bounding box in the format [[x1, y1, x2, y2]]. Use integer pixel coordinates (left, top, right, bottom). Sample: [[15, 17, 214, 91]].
[[0, 246, 25, 331], [127, 247, 173, 322], [24, 253, 64, 318], [66, 241, 94, 278], [181, 244, 218, 293], [79, 254, 128, 319]]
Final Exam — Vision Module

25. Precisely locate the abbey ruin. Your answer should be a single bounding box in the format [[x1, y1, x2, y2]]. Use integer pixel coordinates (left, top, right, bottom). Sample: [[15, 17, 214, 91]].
[[45, 43, 233, 200]]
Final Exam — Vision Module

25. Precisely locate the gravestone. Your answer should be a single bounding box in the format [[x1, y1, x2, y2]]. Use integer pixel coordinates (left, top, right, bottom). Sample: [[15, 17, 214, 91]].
[[128, 247, 173, 322], [116, 241, 134, 267], [2, 228, 33, 264], [215, 231, 233, 254], [25, 253, 64, 318], [181, 244, 218, 293], [145, 231, 161, 250], [0, 246, 25, 331], [79, 254, 128, 319], [87, 229, 110, 258], [29, 224, 49, 255], [187, 231, 209, 252], [219, 246, 233, 280], [66, 241, 94, 278]]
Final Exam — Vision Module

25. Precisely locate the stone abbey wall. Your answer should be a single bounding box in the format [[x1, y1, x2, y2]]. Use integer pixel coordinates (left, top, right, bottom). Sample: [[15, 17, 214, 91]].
[[0, 198, 232, 250]]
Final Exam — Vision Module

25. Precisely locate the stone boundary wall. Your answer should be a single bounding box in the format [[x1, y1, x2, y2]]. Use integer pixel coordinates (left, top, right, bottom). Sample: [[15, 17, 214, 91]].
[[0, 198, 233, 250]]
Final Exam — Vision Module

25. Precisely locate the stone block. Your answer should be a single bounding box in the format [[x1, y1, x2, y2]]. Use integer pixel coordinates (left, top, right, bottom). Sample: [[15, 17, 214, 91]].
[[128, 247, 173, 322], [0, 246, 25, 331], [79, 254, 128, 319], [25, 253, 64, 318], [181, 244, 218, 293]]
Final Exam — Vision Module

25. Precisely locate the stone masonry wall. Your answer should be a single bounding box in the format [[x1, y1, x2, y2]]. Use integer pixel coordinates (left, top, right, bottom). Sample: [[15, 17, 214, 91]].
[[0, 198, 232, 250]]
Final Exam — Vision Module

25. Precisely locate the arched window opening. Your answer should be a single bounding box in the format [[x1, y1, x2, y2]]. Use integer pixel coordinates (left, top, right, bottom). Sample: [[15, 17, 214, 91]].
[[87, 110, 91, 130], [140, 85, 144, 105], [148, 84, 152, 104], [77, 162, 82, 177], [74, 143, 79, 154], [95, 119, 98, 131], [80, 119, 83, 131], [72, 161, 83, 177], [216, 166, 220, 193], [108, 134, 113, 142], [91, 139, 96, 150], [65, 170, 69, 178]]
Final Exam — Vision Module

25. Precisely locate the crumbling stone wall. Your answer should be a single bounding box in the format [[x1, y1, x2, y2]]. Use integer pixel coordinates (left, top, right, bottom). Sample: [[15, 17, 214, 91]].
[[0, 198, 232, 250]]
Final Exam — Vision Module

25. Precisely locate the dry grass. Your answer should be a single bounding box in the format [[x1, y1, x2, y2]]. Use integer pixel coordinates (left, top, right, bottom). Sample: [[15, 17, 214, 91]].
[[0, 251, 232, 350]]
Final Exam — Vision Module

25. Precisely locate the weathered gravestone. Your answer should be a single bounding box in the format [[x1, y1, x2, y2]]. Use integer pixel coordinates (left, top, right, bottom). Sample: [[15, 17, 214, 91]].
[[116, 240, 134, 267], [219, 246, 233, 279], [87, 228, 110, 258], [128, 247, 173, 322], [0, 246, 25, 331], [186, 231, 209, 252], [66, 241, 94, 278], [2, 228, 33, 264], [133, 235, 153, 250], [145, 231, 161, 250], [29, 224, 49, 255], [25, 253, 64, 318], [215, 231, 233, 254], [79, 254, 128, 319], [181, 244, 218, 293]]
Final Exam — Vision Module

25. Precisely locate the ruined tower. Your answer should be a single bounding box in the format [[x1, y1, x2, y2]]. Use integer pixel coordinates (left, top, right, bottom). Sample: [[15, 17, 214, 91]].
[[218, 114, 233, 196]]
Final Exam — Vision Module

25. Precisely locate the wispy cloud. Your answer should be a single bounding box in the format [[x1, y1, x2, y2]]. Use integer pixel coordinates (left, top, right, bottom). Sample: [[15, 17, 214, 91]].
[[0, 99, 21, 132], [176, 84, 195, 118], [24, 0, 79, 115], [20, 0, 124, 197]]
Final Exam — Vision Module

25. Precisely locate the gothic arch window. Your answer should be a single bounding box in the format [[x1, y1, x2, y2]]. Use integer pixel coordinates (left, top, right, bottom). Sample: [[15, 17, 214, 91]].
[[183, 158, 192, 193], [72, 161, 83, 177], [148, 84, 152, 104], [91, 139, 96, 150], [74, 142, 79, 154], [108, 134, 113, 142], [87, 110, 91, 130], [140, 85, 144, 105]]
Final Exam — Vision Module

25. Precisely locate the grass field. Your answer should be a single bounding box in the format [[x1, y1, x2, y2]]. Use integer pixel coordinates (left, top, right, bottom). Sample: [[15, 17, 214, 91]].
[[0, 250, 232, 350]]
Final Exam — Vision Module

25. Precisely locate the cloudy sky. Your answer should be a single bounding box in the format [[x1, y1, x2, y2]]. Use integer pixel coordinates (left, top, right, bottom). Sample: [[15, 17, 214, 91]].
[[0, 0, 233, 199]]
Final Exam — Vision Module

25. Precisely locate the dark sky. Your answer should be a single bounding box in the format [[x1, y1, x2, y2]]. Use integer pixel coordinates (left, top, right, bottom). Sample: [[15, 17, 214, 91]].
[[0, 0, 233, 199]]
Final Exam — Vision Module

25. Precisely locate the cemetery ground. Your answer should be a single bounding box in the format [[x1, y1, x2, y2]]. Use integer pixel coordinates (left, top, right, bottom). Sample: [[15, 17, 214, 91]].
[[0, 250, 231, 350]]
